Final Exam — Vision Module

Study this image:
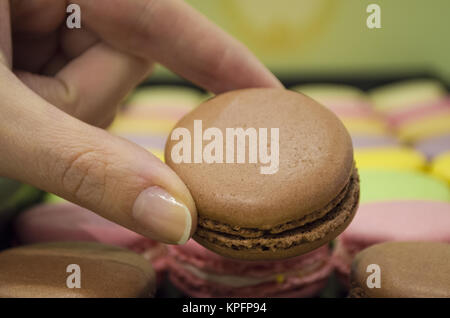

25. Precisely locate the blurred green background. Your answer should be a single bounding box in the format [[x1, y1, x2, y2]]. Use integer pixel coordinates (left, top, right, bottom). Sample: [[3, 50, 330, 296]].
[[150, 0, 450, 86]]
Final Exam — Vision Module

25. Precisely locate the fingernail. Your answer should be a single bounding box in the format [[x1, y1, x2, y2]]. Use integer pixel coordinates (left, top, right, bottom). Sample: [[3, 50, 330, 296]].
[[132, 186, 192, 244]]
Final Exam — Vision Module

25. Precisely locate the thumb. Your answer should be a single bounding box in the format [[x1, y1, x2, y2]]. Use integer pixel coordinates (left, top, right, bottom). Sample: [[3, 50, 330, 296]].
[[0, 64, 196, 245]]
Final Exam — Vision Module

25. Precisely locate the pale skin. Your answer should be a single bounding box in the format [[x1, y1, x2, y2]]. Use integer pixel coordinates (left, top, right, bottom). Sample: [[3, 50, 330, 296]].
[[0, 0, 282, 243], [0, 0, 282, 244]]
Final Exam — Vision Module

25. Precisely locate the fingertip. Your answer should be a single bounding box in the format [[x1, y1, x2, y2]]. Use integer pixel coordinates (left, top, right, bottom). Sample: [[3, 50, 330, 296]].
[[131, 185, 196, 245]]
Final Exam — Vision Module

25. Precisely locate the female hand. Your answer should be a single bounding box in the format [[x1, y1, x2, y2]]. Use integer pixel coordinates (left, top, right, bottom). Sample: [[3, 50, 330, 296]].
[[0, 0, 282, 244]]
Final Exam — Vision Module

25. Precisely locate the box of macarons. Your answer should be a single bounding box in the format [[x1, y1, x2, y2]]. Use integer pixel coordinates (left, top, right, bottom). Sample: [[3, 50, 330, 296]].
[[0, 0, 449, 304]]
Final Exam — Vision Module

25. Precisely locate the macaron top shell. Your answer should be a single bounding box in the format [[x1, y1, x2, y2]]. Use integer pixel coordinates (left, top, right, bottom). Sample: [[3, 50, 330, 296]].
[[359, 169, 450, 203], [340, 201, 450, 247], [354, 147, 426, 171], [351, 242, 450, 298], [0, 242, 156, 298], [14, 202, 152, 249], [431, 151, 450, 183], [290, 84, 366, 101], [415, 134, 450, 159], [165, 88, 354, 229], [351, 135, 399, 149], [369, 79, 446, 112], [124, 86, 203, 108]]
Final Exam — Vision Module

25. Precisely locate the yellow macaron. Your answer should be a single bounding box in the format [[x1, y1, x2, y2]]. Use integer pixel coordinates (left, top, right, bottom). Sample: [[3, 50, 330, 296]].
[[369, 79, 446, 113], [355, 147, 426, 171], [109, 117, 177, 135], [341, 118, 390, 136], [431, 151, 450, 184]]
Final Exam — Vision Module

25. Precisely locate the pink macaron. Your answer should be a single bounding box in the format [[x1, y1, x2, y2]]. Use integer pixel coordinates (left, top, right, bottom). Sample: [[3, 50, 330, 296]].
[[167, 239, 333, 298], [386, 96, 450, 128], [351, 135, 399, 149], [13, 202, 168, 282], [318, 99, 376, 119], [332, 200, 450, 288]]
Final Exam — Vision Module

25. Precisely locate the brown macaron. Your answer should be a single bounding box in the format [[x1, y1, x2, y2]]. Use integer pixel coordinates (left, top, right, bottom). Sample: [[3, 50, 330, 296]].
[[349, 242, 450, 298], [165, 88, 359, 260], [0, 242, 156, 298]]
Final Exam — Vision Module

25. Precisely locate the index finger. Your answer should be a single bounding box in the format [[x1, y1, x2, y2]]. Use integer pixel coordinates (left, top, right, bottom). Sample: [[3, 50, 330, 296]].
[[75, 0, 283, 93]]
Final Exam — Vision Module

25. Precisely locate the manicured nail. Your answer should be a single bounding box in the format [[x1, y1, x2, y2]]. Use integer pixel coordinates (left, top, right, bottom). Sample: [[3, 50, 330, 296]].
[[132, 186, 191, 244]]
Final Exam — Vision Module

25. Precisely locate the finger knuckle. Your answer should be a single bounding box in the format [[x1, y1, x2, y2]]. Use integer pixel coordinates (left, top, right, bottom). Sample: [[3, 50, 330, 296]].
[[60, 149, 108, 206], [126, 0, 160, 52], [200, 45, 236, 92]]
